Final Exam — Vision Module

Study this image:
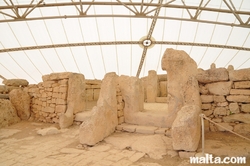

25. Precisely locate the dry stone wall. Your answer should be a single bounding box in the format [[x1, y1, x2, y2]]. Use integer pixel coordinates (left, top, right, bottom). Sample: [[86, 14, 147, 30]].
[[85, 80, 101, 101], [26, 72, 85, 124], [116, 84, 125, 125], [198, 65, 250, 134]]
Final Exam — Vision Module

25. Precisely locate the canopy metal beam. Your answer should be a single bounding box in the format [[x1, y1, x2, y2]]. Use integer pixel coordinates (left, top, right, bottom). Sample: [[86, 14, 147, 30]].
[[1, 41, 249, 53], [0, 1, 249, 28]]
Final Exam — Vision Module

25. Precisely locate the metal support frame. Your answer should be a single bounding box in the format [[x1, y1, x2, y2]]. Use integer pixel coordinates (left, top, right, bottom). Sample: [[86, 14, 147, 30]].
[[0, 1, 249, 28], [1, 41, 249, 53]]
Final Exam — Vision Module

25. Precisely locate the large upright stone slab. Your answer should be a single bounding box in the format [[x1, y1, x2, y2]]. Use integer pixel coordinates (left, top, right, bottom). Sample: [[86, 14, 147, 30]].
[[118, 75, 144, 124], [171, 105, 201, 151], [161, 48, 201, 127], [0, 99, 20, 128], [79, 72, 118, 145], [147, 70, 158, 103], [9, 89, 31, 120], [59, 73, 85, 129]]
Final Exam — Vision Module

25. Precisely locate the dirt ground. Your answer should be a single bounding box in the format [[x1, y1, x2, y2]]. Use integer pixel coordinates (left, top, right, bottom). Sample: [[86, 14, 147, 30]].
[[1, 121, 250, 166]]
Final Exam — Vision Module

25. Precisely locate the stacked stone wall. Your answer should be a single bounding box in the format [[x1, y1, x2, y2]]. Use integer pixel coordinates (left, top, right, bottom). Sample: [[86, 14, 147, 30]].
[[197, 65, 250, 134], [116, 85, 125, 124], [0, 79, 28, 96], [27, 74, 69, 123], [85, 80, 101, 101]]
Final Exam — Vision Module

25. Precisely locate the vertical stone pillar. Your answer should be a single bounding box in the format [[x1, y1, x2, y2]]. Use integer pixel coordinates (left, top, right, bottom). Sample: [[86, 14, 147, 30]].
[[147, 70, 158, 103]]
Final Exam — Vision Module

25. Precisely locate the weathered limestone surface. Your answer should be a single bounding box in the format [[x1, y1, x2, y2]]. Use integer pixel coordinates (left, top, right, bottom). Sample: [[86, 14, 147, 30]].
[[234, 81, 250, 89], [213, 95, 226, 103], [230, 89, 250, 95], [234, 123, 250, 134], [205, 81, 232, 95], [42, 72, 72, 82], [118, 75, 144, 124], [196, 68, 228, 83], [241, 104, 250, 113], [200, 95, 213, 103], [226, 95, 250, 103], [216, 123, 233, 131], [229, 68, 250, 81], [59, 73, 85, 129], [147, 70, 158, 103], [0, 99, 20, 128], [159, 81, 168, 97], [171, 105, 201, 151], [9, 89, 31, 120], [2, 79, 29, 87], [228, 103, 239, 114], [161, 48, 201, 127], [223, 114, 250, 124], [79, 73, 118, 145]]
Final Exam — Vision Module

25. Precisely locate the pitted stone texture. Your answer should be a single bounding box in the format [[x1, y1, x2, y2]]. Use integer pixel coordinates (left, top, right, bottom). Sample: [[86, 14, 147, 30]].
[[2, 79, 29, 87], [241, 104, 250, 113], [79, 73, 118, 145], [205, 81, 232, 96], [226, 95, 250, 103], [161, 48, 201, 127], [229, 68, 250, 81], [118, 76, 144, 124], [59, 73, 85, 129], [9, 89, 31, 120], [147, 70, 158, 103], [171, 105, 201, 151], [0, 99, 20, 128], [223, 114, 250, 124], [234, 81, 250, 89], [196, 68, 229, 83]]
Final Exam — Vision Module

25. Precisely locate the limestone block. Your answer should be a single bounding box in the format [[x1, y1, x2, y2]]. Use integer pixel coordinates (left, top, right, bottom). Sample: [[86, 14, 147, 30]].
[[5, 86, 20, 92], [212, 118, 222, 123], [58, 79, 68, 85], [171, 105, 201, 151], [55, 105, 66, 113], [56, 98, 67, 105], [229, 103, 240, 114], [217, 102, 228, 107], [59, 86, 67, 93], [42, 106, 54, 113], [117, 110, 124, 117], [161, 48, 200, 127], [0, 85, 7, 93], [92, 84, 101, 89], [213, 95, 226, 103], [9, 89, 31, 120], [196, 68, 228, 83], [122, 124, 136, 132], [201, 103, 211, 110], [159, 81, 168, 97], [201, 95, 213, 103], [53, 87, 59, 93], [86, 89, 94, 101], [205, 81, 232, 95], [226, 95, 250, 103], [158, 74, 167, 82], [223, 114, 250, 123], [234, 81, 250, 89], [85, 79, 102, 85], [135, 126, 158, 134], [230, 89, 250, 95], [43, 72, 72, 81], [213, 107, 227, 116], [52, 92, 58, 98], [59, 93, 67, 100], [199, 85, 208, 95], [3, 79, 29, 87], [118, 75, 144, 124], [234, 123, 250, 134], [203, 110, 213, 117], [93, 89, 100, 101], [0, 99, 20, 128], [216, 123, 233, 131], [241, 104, 250, 113], [79, 73, 118, 145], [155, 97, 168, 103], [43, 81, 55, 88], [147, 70, 158, 103], [118, 116, 125, 125], [229, 68, 250, 81]]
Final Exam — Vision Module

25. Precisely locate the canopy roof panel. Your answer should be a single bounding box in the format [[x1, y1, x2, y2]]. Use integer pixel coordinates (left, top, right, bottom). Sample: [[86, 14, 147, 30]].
[[0, 0, 250, 84]]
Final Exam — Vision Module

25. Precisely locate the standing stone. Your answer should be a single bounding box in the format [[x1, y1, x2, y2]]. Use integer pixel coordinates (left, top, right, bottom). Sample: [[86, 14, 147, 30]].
[[171, 105, 201, 151], [0, 99, 20, 128], [59, 73, 85, 129], [161, 48, 201, 127], [9, 89, 31, 120], [79, 72, 118, 145], [147, 70, 158, 103], [119, 75, 144, 124]]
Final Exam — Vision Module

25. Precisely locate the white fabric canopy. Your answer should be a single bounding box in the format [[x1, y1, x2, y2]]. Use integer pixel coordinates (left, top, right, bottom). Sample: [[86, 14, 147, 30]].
[[0, 0, 249, 84]]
